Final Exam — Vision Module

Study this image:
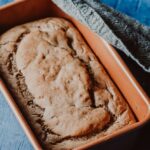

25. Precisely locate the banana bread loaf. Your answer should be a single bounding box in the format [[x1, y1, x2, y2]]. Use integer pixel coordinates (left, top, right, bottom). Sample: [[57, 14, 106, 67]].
[[0, 18, 135, 149]]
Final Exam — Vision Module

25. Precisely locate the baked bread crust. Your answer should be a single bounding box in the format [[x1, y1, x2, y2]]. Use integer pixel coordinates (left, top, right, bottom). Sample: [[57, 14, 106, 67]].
[[0, 18, 135, 149]]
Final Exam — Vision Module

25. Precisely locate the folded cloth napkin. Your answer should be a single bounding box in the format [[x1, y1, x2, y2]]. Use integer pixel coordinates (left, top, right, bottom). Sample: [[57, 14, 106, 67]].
[[52, 0, 150, 95], [101, 0, 150, 26]]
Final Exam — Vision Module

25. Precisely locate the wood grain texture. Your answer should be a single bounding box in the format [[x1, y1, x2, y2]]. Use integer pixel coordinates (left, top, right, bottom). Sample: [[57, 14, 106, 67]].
[[0, 92, 33, 150]]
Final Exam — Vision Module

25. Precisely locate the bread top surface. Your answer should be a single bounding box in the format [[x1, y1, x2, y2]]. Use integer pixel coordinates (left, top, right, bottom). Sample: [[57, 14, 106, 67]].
[[0, 18, 135, 149]]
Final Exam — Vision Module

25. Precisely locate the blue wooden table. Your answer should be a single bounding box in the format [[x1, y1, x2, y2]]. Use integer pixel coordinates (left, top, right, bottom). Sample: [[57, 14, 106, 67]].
[[0, 93, 33, 150], [0, 0, 149, 150]]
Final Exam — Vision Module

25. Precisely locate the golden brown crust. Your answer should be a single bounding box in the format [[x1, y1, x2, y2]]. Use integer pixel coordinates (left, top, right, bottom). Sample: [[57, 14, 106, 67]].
[[0, 18, 135, 149]]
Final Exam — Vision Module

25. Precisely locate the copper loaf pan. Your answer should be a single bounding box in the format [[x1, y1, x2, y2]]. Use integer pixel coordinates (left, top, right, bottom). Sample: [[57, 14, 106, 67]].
[[0, 0, 150, 149]]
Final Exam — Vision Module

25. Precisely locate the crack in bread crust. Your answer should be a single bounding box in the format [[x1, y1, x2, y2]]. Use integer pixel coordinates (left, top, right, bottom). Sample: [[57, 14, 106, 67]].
[[0, 18, 135, 150]]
